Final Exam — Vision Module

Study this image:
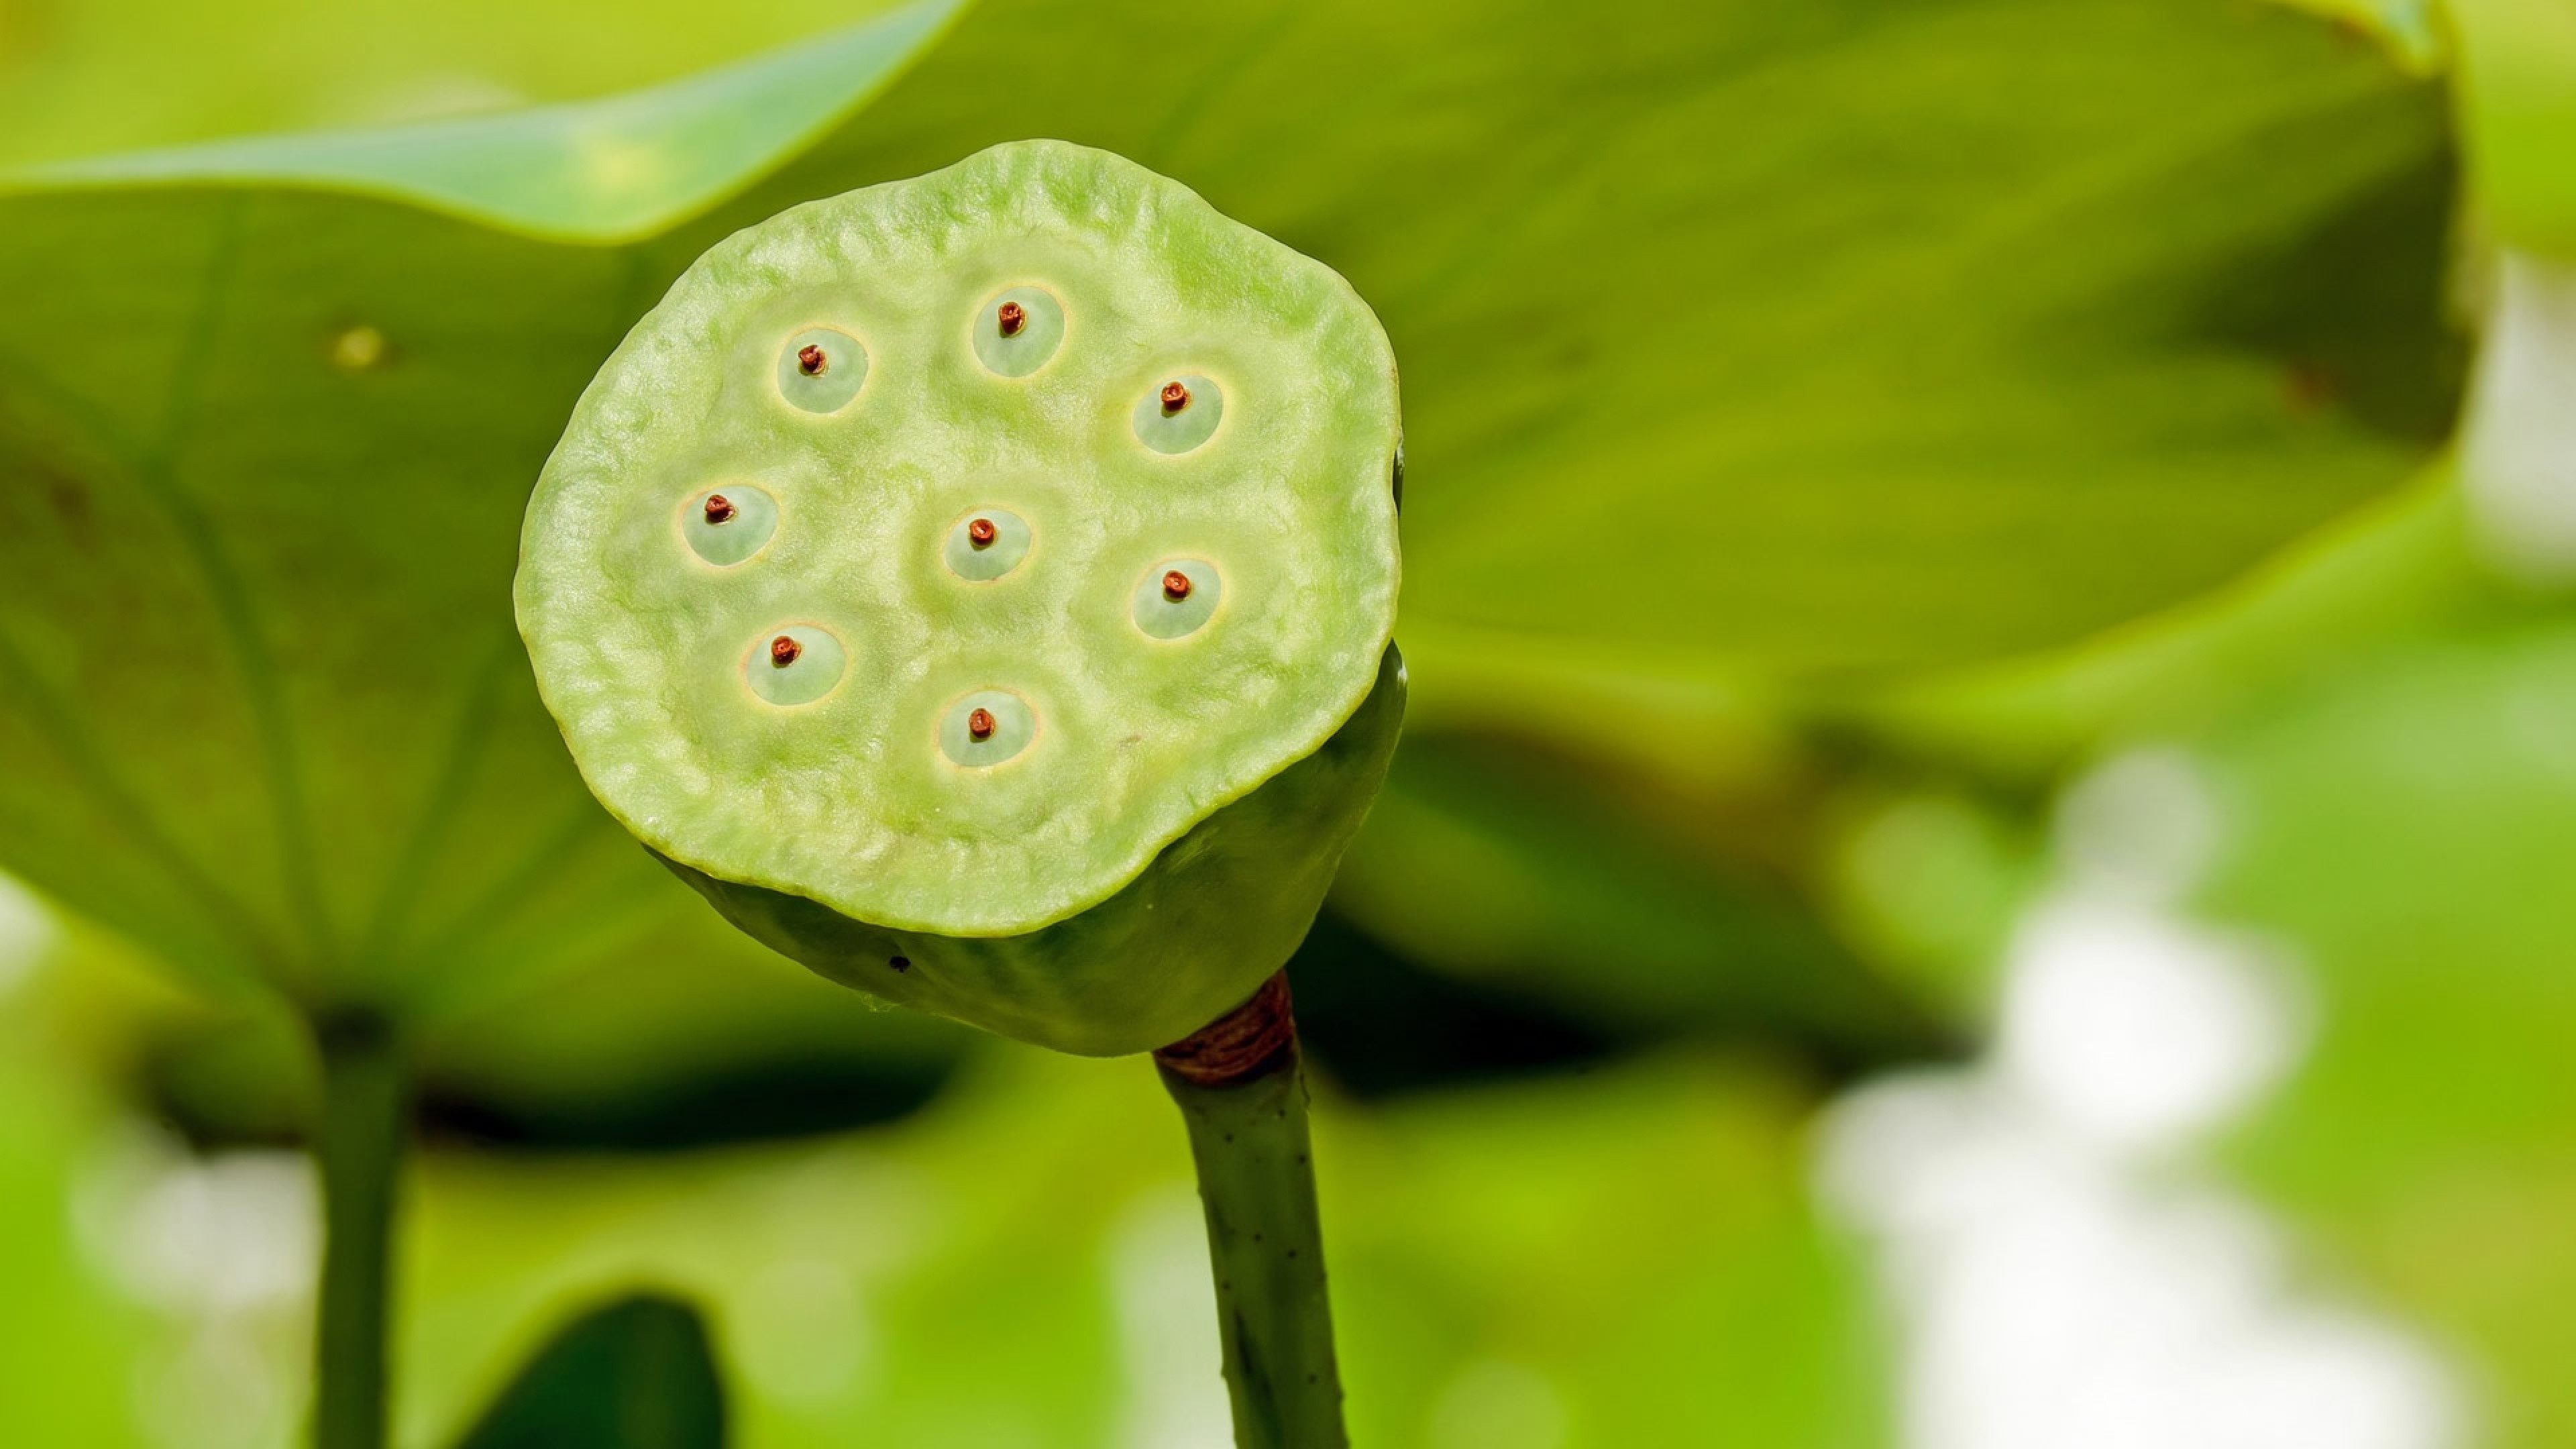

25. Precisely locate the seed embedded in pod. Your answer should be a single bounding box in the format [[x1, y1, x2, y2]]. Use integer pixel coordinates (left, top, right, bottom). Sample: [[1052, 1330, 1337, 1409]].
[[777, 327, 868, 413], [683, 485, 777, 566], [1132, 373, 1224, 453], [1134, 559, 1222, 639], [938, 688, 1035, 766], [945, 508, 1032, 581], [972, 286, 1067, 378], [743, 624, 847, 707]]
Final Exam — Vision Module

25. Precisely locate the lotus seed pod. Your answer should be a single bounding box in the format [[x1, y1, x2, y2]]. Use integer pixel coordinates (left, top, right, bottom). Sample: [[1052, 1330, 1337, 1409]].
[[516, 140, 1403, 1057]]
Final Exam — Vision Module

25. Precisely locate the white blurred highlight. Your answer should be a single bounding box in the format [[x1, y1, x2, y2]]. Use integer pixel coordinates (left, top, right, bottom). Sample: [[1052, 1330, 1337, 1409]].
[[1108, 1188, 1232, 1449], [0, 871, 56, 996], [2464, 251, 2576, 585], [73, 1126, 315, 1449], [1821, 749, 2469, 1449]]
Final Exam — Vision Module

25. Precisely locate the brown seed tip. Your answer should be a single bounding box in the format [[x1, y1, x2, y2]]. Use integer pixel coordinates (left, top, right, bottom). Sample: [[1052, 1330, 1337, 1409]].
[[1160, 380, 1191, 414], [769, 635, 801, 667], [967, 707, 996, 741], [1162, 570, 1193, 601], [796, 343, 828, 376], [704, 493, 736, 525], [967, 517, 998, 547], [997, 301, 1026, 337]]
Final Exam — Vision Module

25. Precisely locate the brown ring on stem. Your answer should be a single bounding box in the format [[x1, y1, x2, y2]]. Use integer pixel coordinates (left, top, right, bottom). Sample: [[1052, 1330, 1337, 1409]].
[[1155, 971, 1295, 1087]]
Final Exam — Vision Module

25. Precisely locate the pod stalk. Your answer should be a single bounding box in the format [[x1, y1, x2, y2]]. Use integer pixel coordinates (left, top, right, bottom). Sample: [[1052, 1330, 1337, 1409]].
[[310, 1011, 409, 1449], [1155, 972, 1349, 1449]]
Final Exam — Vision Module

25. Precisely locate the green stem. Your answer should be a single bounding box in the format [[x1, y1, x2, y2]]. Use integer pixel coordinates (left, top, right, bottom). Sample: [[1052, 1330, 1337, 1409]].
[[310, 1012, 409, 1449], [1155, 973, 1348, 1449]]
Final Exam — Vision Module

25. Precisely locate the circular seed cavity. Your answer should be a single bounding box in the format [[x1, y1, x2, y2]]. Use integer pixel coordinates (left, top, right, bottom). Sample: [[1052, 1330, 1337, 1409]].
[[1133, 558, 1222, 639], [682, 485, 779, 566], [943, 507, 1033, 581], [1132, 372, 1224, 453], [744, 625, 847, 707], [938, 689, 1036, 767], [776, 327, 868, 413], [972, 286, 1066, 378]]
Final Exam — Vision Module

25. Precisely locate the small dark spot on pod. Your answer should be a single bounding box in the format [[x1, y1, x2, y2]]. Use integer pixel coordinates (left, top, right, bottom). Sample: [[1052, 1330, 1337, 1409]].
[[797, 343, 828, 376], [968, 517, 998, 548], [1162, 570, 1193, 601], [1160, 380, 1191, 414], [704, 493, 737, 525], [1287, 1248, 1299, 1259], [967, 707, 996, 741], [997, 301, 1026, 336], [770, 635, 802, 667], [889, 955, 910, 972]]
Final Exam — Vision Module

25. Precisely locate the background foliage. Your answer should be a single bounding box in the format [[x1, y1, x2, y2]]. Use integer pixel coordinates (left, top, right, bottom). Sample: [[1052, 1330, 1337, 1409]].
[[1, 0, 2567, 1443]]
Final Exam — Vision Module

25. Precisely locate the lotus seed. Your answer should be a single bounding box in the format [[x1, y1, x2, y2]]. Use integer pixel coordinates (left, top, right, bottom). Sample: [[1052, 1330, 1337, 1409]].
[[938, 689, 1035, 767], [1135, 559, 1222, 639], [972, 285, 1066, 378], [777, 327, 868, 413], [1133, 373, 1224, 453], [943, 507, 1033, 580], [682, 485, 777, 566], [742, 625, 847, 708]]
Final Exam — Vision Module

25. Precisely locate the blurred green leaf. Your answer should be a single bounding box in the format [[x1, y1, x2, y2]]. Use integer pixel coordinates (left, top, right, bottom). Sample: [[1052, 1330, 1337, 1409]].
[[7, 1, 969, 243], [452, 1293, 725, 1449], [2184, 619, 2576, 1447], [0, 0, 925, 170], [1847, 466, 2528, 780]]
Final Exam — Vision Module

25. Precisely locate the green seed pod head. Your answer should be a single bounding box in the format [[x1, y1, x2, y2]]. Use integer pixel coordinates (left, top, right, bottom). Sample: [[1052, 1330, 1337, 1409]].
[[515, 141, 1403, 1056]]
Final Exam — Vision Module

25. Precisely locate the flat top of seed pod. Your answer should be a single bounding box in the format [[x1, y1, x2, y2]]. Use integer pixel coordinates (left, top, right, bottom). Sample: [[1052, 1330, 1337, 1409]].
[[517, 140, 1401, 938]]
